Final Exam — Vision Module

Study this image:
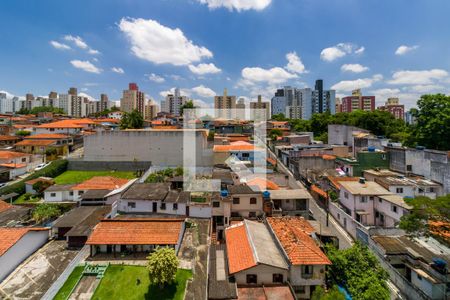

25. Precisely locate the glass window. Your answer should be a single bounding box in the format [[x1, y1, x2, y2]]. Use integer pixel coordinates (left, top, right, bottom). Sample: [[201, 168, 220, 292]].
[[160, 203, 166, 210], [272, 274, 283, 283], [212, 201, 220, 207], [344, 192, 349, 199], [128, 202, 136, 208], [173, 203, 178, 210], [391, 205, 397, 213], [250, 197, 257, 204], [249, 212, 256, 218], [232, 197, 240, 204], [246, 274, 257, 284], [396, 188, 403, 193], [50, 193, 56, 197]]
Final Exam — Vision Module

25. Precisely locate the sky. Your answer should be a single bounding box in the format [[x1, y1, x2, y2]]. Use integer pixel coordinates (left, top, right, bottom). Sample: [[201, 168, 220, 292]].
[[1, 0, 450, 109]]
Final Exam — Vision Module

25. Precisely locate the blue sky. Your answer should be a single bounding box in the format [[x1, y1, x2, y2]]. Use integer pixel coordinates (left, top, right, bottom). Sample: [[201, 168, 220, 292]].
[[1, 0, 450, 109]]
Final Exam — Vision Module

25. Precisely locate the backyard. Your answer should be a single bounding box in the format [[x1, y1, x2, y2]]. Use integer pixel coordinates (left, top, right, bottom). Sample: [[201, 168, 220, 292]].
[[54, 170, 136, 184], [53, 266, 84, 300], [91, 266, 191, 300]]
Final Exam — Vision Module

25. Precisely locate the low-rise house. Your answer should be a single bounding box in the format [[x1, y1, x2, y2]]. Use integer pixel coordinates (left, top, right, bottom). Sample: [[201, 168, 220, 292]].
[[70, 176, 130, 203], [374, 194, 412, 227], [267, 189, 310, 217], [371, 235, 449, 300], [0, 162, 28, 179], [25, 177, 54, 195], [227, 185, 263, 219], [335, 149, 389, 177], [213, 141, 265, 165], [0, 200, 31, 226], [0, 150, 32, 166], [43, 184, 75, 202], [0, 227, 50, 281], [34, 118, 95, 135], [0, 135, 21, 147], [225, 220, 289, 285], [52, 206, 110, 248], [375, 176, 443, 199], [267, 217, 331, 299], [86, 218, 185, 256]]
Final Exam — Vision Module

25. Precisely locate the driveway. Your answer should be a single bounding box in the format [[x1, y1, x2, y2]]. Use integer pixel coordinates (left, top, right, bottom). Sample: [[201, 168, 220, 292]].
[[0, 240, 79, 300]]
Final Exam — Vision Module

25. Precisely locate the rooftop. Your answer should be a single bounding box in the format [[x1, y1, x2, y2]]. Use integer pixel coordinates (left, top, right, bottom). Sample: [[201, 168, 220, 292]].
[[378, 194, 413, 210], [0, 136, 20, 141], [339, 181, 391, 196], [363, 169, 401, 177], [86, 218, 184, 245], [15, 140, 56, 146], [246, 177, 280, 191], [237, 286, 295, 300], [225, 220, 288, 274], [213, 141, 264, 152], [208, 244, 238, 299], [44, 184, 76, 192], [0, 200, 12, 213], [328, 176, 360, 190], [24, 133, 70, 139], [72, 176, 129, 191], [0, 151, 30, 159], [267, 217, 331, 266], [227, 184, 261, 195], [0, 227, 49, 256], [121, 182, 170, 200], [36, 118, 94, 128], [268, 189, 312, 200]]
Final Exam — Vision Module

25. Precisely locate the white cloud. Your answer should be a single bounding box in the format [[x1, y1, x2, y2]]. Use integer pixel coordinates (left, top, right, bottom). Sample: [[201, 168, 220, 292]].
[[111, 67, 125, 74], [78, 92, 97, 101], [241, 67, 297, 85], [192, 85, 216, 98], [49, 40, 71, 50], [0, 90, 15, 98], [148, 73, 165, 83], [340, 63, 369, 73], [197, 0, 271, 11], [355, 46, 365, 55], [188, 63, 221, 75], [331, 74, 383, 92], [63, 35, 99, 55], [119, 18, 213, 66], [285, 51, 306, 74], [320, 43, 362, 62], [387, 69, 448, 85], [159, 87, 192, 98], [409, 84, 444, 93], [395, 45, 419, 55], [193, 99, 213, 108], [70, 60, 102, 74]]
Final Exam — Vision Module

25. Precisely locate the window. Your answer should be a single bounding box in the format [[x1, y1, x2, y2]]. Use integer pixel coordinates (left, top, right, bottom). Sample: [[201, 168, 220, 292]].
[[272, 274, 283, 283], [250, 197, 257, 204], [246, 274, 257, 284], [22, 158, 26, 162], [173, 203, 178, 210], [50, 193, 56, 197], [344, 192, 349, 199], [429, 187, 435, 193], [249, 212, 256, 218], [127, 202, 136, 208], [69, 191, 73, 196], [242, 153, 250, 158], [79, 191, 84, 195], [379, 198, 382, 203], [396, 187, 403, 193], [302, 265, 313, 278], [294, 286, 306, 293], [360, 196, 367, 203], [232, 197, 240, 204], [391, 205, 397, 213], [417, 274, 422, 281], [160, 203, 166, 210], [212, 201, 220, 208], [407, 165, 412, 172]]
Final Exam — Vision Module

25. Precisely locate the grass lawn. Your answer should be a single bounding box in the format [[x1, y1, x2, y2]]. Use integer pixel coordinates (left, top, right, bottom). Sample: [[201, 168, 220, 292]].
[[54, 170, 136, 184], [14, 194, 41, 204], [53, 266, 84, 300], [91, 266, 192, 300]]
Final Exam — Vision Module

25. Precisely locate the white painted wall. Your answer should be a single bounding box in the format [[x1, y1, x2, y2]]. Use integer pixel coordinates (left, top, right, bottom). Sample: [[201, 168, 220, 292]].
[[44, 190, 74, 202], [0, 230, 49, 282], [234, 264, 288, 285]]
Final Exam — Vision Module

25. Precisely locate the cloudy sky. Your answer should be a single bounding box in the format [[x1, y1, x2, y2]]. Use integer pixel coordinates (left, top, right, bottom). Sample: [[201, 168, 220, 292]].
[[1, 0, 450, 109]]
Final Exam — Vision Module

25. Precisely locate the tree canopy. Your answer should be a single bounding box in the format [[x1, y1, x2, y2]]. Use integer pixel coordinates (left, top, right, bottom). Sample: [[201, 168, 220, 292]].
[[325, 242, 390, 300], [18, 106, 65, 115], [311, 285, 345, 300], [32, 203, 62, 223], [180, 100, 196, 116], [147, 247, 179, 288], [120, 110, 144, 129]]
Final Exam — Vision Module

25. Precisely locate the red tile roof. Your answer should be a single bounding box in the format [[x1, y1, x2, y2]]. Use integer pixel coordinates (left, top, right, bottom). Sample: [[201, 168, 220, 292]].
[[86, 219, 183, 245], [15, 140, 56, 146], [225, 222, 256, 274], [0, 163, 27, 168], [0, 135, 20, 141], [267, 217, 331, 265], [311, 185, 328, 198], [328, 176, 360, 190], [213, 141, 263, 152], [25, 133, 70, 139], [0, 228, 49, 256], [71, 176, 130, 191], [247, 177, 280, 190], [36, 119, 94, 128], [0, 200, 12, 213], [0, 151, 30, 159]]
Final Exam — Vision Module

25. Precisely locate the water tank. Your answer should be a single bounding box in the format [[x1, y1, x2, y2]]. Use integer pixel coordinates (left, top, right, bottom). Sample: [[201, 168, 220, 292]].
[[262, 191, 271, 198], [368, 146, 376, 152], [220, 190, 229, 197]]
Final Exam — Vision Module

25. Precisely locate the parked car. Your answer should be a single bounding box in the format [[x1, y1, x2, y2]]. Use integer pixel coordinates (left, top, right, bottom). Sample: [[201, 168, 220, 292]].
[[34, 162, 50, 171]]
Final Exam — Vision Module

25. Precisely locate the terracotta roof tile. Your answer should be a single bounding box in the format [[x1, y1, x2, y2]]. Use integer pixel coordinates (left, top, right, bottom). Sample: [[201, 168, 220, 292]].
[[267, 217, 331, 265], [0, 228, 49, 256], [0, 151, 30, 159], [36, 118, 94, 128], [247, 178, 279, 191], [25, 134, 70, 139], [86, 219, 183, 245], [311, 185, 328, 198], [15, 140, 56, 146], [213, 141, 264, 152], [0, 163, 27, 168], [0, 135, 20, 141], [72, 176, 130, 191], [225, 222, 256, 274], [0, 200, 12, 213], [328, 176, 360, 190]]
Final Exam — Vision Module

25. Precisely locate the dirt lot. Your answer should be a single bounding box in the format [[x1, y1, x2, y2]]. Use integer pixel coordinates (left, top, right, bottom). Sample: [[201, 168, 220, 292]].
[[0, 240, 79, 300]]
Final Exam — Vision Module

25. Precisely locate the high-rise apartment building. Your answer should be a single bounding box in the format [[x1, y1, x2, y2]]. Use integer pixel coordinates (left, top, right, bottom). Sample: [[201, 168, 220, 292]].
[[236, 97, 246, 120], [120, 83, 145, 116], [162, 88, 187, 116], [25, 93, 34, 110], [250, 95, 270, 120], [100, 94, 109, 112], [214, 88, 236, 119], [144, 100, 159, 120], [271, 88, 287, 116], [308, 79, 336, 119], [340, 89, 375, 113], [58, 94, 73, 115], [378, 97, 405, 120]]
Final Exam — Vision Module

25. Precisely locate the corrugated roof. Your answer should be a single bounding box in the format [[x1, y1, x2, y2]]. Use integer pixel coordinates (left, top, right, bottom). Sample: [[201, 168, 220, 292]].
[[121, 182, 170, 200]]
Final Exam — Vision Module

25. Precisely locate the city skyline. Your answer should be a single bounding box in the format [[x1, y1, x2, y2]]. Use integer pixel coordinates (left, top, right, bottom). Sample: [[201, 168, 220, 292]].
[[2, 0, 450, 109]]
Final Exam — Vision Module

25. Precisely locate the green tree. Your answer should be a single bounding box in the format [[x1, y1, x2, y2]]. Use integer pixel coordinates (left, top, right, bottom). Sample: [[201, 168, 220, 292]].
[[32, 203, 62, 223], [180, 100, 195, 115], [409, 94, 450, 150], [326, 242, 389, 300], [147, 247, 179, 288], [45, 147, 58, 156], [311, 285, 345, 300], [16, 130, 31, 137], [120, 110, 144, 129], [269, 129, 283, 141], [271, 113, 287, 121], [32, 180, 52, 195]]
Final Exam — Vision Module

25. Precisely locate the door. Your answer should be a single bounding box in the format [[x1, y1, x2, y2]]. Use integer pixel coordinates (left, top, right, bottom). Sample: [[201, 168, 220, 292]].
[[152, 202, 157, 213], [186, 206, 190, 217]]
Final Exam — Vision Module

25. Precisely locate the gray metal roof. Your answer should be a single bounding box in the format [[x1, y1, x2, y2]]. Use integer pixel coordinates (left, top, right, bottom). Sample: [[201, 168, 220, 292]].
[[121, 182, 170, 201], [44, 184, 76, 192]]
